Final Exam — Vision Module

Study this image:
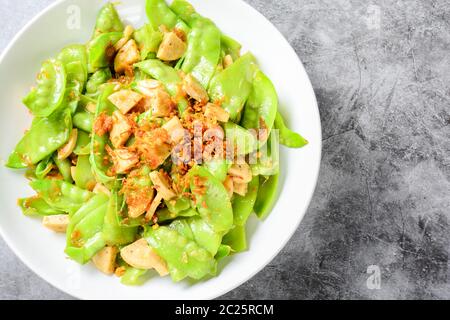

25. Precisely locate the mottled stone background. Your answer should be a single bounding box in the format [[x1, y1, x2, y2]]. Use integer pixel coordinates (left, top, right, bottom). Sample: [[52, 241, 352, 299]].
[[0, 0, 449, 300]]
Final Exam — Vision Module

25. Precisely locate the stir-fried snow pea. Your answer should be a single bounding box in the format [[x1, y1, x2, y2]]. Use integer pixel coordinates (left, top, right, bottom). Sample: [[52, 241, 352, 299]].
[[30, 179, 93, 214], [224, 122, 257, 155], [204, 159, 229, 182], [145, 226, 217, 281], [215, 244, 232, 261], [187, 217, 223, 256], [86, 68, 112, 95], [135, 59, 188, 113], [171, 0, 221, 88], [58, 45, 88, 100], [62, 65, 83, 114], [158, 207, 197, 223], [189, 166, 233, 233], [61, 61, 88, 114], [65, 194, 109, 264], [90, 84, 117, 185], [146, 0, 189, 34], [73, 110, 93, 132], [6, 108, 72, 169], [181, 18, 221, 88], [232, 176, 259, 226], [74, 130, 91, 155], [251, 133, 280, 176], [35, 156, 53, 179], [241, 70, 278, 142], [93, 2, 124, 37], [274, 112, 308, 148], [134, 24, 163, 60], [103, 191, 138, 246], [169, 0, 197, 22], [135, 59, 180, 96], [53, 155, 73, 183], [121, 267, 150, 286], [58, 45, 88, 69], [73, 155, 96, 190], [208, 53, 257, 121], [58, 46, 88, 113], [223, 225, 247, 253], [23, 59, 66, 117], [18, 196, 65, 217], [87, 32, 123, 73], [221, 34, 242, 61], [170, 218, 222, 256], [254, 174, 279, 219], [165, 196, 191, 214]]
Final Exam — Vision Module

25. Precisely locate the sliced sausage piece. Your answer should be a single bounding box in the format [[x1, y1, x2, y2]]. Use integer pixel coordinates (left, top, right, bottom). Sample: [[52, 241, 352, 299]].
[[93, 246, 119, 275], [42, 215, 69, 233], [120, 239, 169, 276], [157, 32, 187, 61]]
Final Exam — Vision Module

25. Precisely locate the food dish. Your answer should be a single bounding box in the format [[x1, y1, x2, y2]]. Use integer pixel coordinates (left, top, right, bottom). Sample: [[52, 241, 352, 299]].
[[6, 0, 307, 285], [0, 0, 321, 299]]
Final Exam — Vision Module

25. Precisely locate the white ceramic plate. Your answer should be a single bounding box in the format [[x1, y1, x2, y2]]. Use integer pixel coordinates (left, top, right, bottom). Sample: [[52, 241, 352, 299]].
[[0, 0, 321, 300]]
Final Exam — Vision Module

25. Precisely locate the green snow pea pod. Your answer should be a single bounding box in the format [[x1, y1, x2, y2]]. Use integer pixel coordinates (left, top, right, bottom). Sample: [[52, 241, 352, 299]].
[[241, 70, 278, 142], [6, 108, 72, 169], [93, 2, 124, 37], [146, 0, 189, 34], [121, 267, 150, 286], [224, 122, 257, 155], [251, 133, 280, 176], [171, 1, 221, 88], [30, 179, 93, 214], [73, 155, 96, 190], [221, 34, 242, 61], [133, 24, 163, 60], [181, 18, 221, 88], [223, 225, 247, 253], [157, 207, 197, 223], [73, 110, 93, 133], [189, 166, 233, 233], [232, 175, 259, 226], [65, 194, 109, 264], [90, 84, 117, 185], [208, 53, 257, 121], [274, 112, 308, 148], [87, 32, 123, 73], [57, 45, 88, 86], [102, 191, 138, 246], [18, 196, 65, 217], [35, 156, 53, 180], [145, 226, 217, 281], [165, 196, 191, 214], [204, 159, 229, 182], [135, 59, 188, 113], [23, 59, 66, 117], [169, 217, 222, 256], [86, 68, 112, 95], [58, 44, 88, 67], [171, 0, 227, 88], [53, 155, 73, 183], [169, 0, 197, 23], [215, 244, 232, 261], [61, 60, 89, 114], [254, 174, 279, 219], [187, 217, 223, 256], [73, 130, 91, 156], [135, 59, 181, 95]]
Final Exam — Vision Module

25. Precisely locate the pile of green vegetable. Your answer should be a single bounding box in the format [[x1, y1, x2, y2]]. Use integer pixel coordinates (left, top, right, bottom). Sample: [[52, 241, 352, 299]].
[[6, 0, 307, 285]]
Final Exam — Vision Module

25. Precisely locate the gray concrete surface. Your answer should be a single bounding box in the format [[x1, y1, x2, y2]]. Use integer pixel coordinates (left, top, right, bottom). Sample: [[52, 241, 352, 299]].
[[0, 0, 449, 300]]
